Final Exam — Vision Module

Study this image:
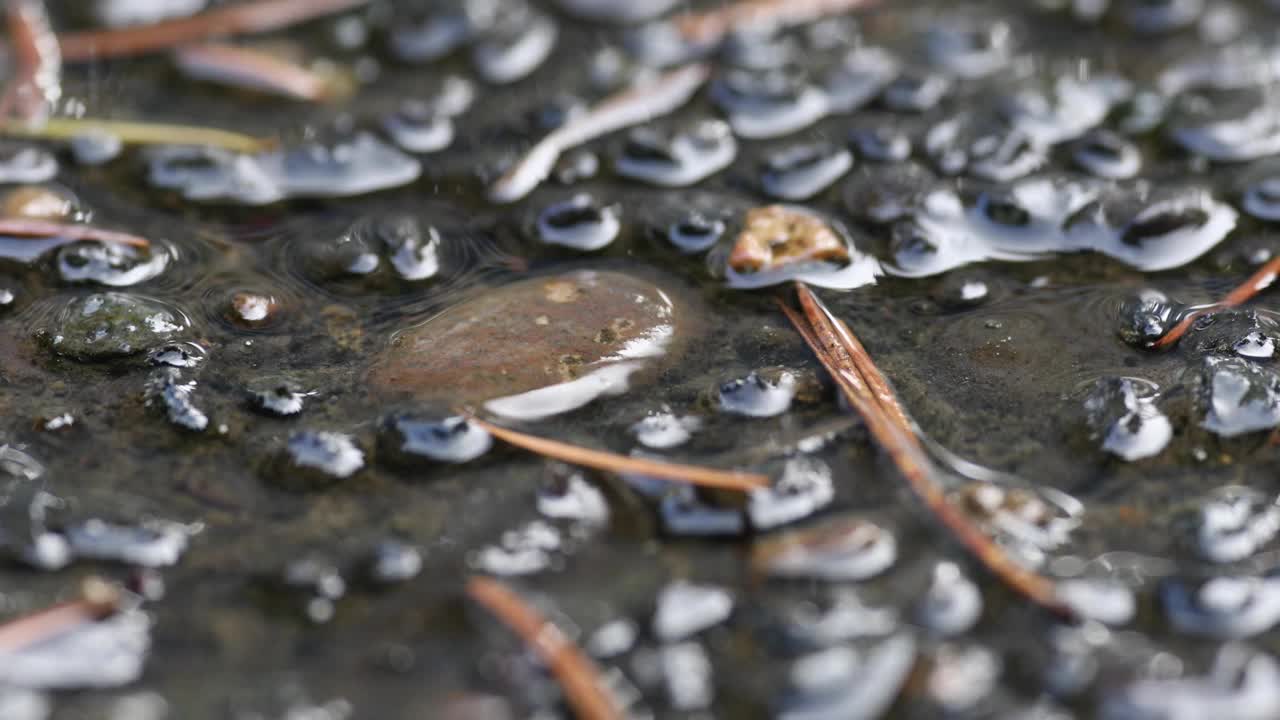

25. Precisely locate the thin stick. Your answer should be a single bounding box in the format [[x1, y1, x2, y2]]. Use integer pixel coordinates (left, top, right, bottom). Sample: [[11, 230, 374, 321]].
[[467, 415, 769, 492], [0, 218, 151, 249], [782, 284, 1077, 620], [59, 0, 370, 62], [490, 63, 710, 204], [0, 582, 120, 653], [1153, 256, 1280, 349], [0, 0, 61, 121], [467, 577, 622, 720], [0, 117, 272, 153], [795, 283, 913, 437], [674, 0, 880, 46], [174, 43, 347, 102]]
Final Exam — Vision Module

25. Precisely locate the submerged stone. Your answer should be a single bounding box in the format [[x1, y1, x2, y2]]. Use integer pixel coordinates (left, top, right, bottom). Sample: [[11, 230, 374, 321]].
[[41, 293, 189, 361], [369, 270, 686, 419]]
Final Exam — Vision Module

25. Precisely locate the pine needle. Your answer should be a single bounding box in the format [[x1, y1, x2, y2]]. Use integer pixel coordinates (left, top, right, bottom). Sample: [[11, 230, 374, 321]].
[[59, 0, 371, 62], [466, 415, 770, 492], [0, 217, 150, 248], [466, 576, 623, 720], [0, 117, 273, 153], [1153, 256, 1280, 349], [0, 578, 121, 653], [781, 282, 1077, 620]]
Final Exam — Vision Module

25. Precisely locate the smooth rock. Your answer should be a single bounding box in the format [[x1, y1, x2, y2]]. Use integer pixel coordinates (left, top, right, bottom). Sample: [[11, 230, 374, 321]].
[[369, 270, 688, 418]]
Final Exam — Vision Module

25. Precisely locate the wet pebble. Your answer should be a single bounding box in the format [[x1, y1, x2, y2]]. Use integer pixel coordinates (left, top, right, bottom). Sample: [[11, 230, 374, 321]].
[[1073, 129, 1142, 179], [370, 270, 683, 417], [779, 635, 916, 720], [661, 642, 714, 710], [1163, 575, 1280, 638], [379, 413, 491, 465], [471, 7, 557, 84], [70, 131, 124, 166], [614, 120, 736, 188], [381, 101, 455, 154], [1242, 175, 1280, 222], [748, 456, 835, 530], [1083, 377, 1172, 461], [882, 71, 951, 112], [848, 124, 911, 163], [145, 368, 208, 432], [1056, 578, 1136, 625], [916, 562, 983, 636], [42, 293, 189, 361], [470, 520, 562, 576], [587, 618, 637, 658], [753, 516, 898, 582], [535, 194, 620, 251], [246, 379, 310, 417], [269, 431, 365, 490], [1201, 356, 1280, 437], [226, 292, 278, 327], [924, 644, 1001, 713], [65, 519, 190, 568], [536, 465, 609, 526], [725, 205, 881, 290], [761, 143, 853, 201], [368, 539, 422, 584], [148, 133, 421, 204], [954, 481, 1082, 567], [56, 241, 170, 288], [659, 487, 745, 537], [719, 370, 797, 418], [631, 410, 701, 449], [652, 581, 734, 641], [1194, 486, 1280, 563], [0, 145, 58, 184], [710, 68, 829, 139], [1101, 644, 1280, 720]]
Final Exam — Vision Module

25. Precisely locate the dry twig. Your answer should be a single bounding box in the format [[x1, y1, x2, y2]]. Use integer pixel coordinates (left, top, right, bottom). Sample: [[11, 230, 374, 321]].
[[781, 282, 1077, 620], [467, 415, 769, 492], [1153, 256, 1280, 349], [466, 576, 623, 720], [59, 0, 370, 62]]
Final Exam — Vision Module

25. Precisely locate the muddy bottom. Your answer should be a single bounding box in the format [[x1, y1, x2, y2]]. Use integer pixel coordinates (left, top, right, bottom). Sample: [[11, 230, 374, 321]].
[[5, 0, 1280, 718]]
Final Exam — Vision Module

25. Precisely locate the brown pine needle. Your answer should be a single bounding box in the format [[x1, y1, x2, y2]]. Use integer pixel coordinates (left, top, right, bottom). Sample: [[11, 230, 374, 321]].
[[0, 116, 273, 153], [467, 415, 769, 492], [59, 0, 371, 62], [1153, 256, 1280, 349], [0, 0, 61, 121], [174, 43, 350, 102], [0, 217, 151, 249], [674, 0, 880, 46], [467, 577, 623, 720], [781, 283, 1077, 621], [0, 579, 121, 653], [794, 282, 913, 437]]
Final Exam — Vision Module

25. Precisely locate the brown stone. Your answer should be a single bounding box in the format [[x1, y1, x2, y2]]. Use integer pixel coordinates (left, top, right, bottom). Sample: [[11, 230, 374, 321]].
[[368, 270, 683, 405], [728, 205, 849, 273]]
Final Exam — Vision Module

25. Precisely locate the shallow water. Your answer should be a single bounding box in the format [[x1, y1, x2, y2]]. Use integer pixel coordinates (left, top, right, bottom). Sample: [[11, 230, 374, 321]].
[[7, 0, 1280, 718]]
